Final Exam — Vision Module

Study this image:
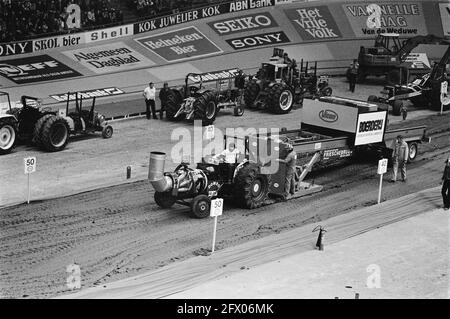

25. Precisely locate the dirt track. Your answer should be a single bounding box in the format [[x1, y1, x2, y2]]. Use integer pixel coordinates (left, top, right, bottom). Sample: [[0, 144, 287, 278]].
[[1, 77, 449, 298]]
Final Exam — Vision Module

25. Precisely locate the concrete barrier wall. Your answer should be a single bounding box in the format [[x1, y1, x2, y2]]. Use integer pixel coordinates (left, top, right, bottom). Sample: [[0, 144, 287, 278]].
[[0, 0, 448, 105]]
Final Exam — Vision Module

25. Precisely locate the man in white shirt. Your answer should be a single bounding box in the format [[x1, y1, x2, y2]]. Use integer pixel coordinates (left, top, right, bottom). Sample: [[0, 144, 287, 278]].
[[213, 143, 241, 164], [143, 82, 157, 119]]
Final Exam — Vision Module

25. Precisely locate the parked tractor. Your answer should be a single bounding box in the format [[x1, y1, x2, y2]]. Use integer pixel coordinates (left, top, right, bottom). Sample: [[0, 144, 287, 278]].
[[349, 33, 447, 85], [244, 48, 332, 114], [367, 42, 450, 115], [0, 91, 113, 155], [163, 69, 245, 126]]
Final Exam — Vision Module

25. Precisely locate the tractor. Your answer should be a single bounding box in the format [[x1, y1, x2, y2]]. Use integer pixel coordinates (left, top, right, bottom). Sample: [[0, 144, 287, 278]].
[[148, 134, 291, 218], [244, 48, 332, 114], [298, 60, 333, 99], [0, 91, 113, 155], [349, 33, 447, 85], [367, 42, 450, 115], [163, 69, 245, 126]]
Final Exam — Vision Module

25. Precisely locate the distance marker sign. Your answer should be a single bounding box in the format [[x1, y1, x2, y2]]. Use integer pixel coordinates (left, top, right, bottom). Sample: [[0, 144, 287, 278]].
[[24, 157, 37, 174]]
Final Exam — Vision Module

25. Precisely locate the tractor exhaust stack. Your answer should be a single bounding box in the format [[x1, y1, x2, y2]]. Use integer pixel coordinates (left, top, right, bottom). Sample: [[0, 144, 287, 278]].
[[148, 152, 172, 192]]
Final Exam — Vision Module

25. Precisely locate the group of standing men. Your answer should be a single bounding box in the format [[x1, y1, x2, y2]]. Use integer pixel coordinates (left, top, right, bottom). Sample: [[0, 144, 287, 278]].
[[143, 82, 170, 120]]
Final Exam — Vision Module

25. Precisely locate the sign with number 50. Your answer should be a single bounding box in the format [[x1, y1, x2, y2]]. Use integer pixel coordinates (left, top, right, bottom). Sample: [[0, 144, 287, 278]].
[[24, 157, 37, 174], [210, 198, 223, 217]]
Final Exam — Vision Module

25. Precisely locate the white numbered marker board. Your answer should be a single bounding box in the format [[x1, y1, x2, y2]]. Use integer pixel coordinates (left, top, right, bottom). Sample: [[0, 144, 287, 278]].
[[24, 157, 37, 174], [441, 81, 448, 103], [210, 198, 223, 217], [377, 158, 388, 175], [205, 125, 214, 140]]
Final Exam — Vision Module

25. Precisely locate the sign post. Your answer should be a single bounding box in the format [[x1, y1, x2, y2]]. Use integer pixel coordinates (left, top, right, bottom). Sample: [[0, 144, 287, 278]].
[[24, 156, 37, 204], [210, 198, 223, 253], [441, 81, 448, 115], [377, 158, 388, 204], [205, 125, 214, 140]]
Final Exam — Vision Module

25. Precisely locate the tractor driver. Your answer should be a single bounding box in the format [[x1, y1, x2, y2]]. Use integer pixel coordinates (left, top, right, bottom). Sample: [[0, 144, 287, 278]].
[[213, 143, 241, 164]]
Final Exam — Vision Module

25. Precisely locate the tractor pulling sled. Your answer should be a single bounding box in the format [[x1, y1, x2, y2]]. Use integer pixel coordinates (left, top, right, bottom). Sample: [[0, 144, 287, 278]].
[[0, 91, 113, 155], [163, 69, 245, 126], [149, 95, 428, 218]]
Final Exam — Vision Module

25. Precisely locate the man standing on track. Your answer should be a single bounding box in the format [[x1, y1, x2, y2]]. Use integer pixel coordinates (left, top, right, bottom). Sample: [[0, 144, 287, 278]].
[[390, 135, 409, 183], [159, 82, 170, 120], [348, 59, 359, 93], [441, 157, 450, 210], [143, 82, 157, 120], [278, 141, 297, 200]]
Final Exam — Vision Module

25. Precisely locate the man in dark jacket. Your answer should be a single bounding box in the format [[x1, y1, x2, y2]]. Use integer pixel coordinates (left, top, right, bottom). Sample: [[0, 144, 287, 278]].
[[442, 157, 450, 210], [159, 82, 170, 119]]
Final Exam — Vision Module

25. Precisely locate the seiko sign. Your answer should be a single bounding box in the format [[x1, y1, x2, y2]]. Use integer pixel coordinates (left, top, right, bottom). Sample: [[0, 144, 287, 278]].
[[208, 12, 278, 35]]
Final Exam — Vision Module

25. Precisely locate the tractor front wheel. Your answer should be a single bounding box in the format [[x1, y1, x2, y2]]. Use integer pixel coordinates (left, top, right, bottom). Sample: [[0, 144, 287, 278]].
[[392, 100, 404, 116], [102, 125, 113, 138], [0, 122, 16, 155], [40, 116, 69, 152], [190, 195, 211, 219]]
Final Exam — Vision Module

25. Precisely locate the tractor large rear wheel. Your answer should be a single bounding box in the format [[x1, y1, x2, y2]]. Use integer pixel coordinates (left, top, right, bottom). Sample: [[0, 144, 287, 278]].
[[165, 89, 184, 121], [268, 84, 294, 114], [233, 163, 270, 209], [194, 91, 218, 126], [32, 114, 53, 147], [40, 116, 69, 152], [244, 79, 260, 109], [0, 122, 16, 155], [154, 191, 176, 209], [392, 100, 404, 116]]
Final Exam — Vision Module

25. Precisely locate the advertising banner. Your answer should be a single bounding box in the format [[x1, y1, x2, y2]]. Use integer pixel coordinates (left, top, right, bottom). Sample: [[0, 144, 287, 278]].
[[135, 26, 222, 62], [284, 5, 342, 40], [226, 31, 290, 49], [0, 55, 81, 84], [208, 12, 278, 35], [85, 24, 133, 43], [342, 2, 427, 37], [50, 87, 125, 102], [0, 41, 33, 57], [354, 111, 387, 146], [301, 99, 359, 134], [439, 3, 450, 37], [33, 33, 84, 52], [63, 42, 155, 74], [133, 0, 275, 34]]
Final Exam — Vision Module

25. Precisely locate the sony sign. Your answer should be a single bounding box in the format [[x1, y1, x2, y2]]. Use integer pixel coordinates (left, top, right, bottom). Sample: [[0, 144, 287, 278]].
[[0, 41, 33, 57]]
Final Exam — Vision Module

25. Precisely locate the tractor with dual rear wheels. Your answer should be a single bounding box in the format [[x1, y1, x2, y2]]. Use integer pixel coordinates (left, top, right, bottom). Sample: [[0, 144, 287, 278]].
[[0, 91, 113, 155]]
